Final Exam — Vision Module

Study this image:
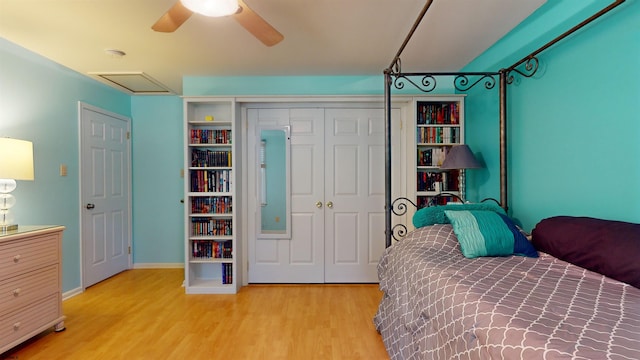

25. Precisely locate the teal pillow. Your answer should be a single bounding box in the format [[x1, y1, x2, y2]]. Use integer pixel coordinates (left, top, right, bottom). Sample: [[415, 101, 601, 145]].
[[412, 202, 506, 229], [444, 210, 538, 258]]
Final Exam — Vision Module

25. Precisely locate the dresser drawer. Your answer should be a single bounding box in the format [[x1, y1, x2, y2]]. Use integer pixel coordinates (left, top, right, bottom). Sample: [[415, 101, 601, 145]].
[[0, 233, 59, 279], [0, 264, 59, 315], [0, 294, 60, 347]]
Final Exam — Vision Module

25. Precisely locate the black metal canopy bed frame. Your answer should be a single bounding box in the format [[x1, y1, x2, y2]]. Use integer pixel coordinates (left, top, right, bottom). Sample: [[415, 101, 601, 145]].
[[376, 1, 640, 359], [383, 0, 627, 247]]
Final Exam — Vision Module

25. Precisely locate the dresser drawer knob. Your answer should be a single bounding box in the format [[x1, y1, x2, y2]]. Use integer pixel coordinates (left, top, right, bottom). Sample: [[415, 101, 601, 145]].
[[13, 322, 21, 331], [13, 254, 21, 263], [13, 288, 21, 297]]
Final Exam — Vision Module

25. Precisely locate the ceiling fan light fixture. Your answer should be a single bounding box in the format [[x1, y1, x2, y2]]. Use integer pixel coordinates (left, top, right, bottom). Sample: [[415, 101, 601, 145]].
[[180, 0, 239, 17]]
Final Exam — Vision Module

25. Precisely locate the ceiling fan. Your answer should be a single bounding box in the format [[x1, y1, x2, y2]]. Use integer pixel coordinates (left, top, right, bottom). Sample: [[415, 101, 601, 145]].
[[152, 0, 284, 47]]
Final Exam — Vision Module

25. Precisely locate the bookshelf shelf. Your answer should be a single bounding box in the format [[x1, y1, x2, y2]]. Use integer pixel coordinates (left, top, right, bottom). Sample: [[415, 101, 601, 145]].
[[188, 166, 232, 170], [190, 213, 231, 218], [412, 96, 466, 209], [418, 142, 459, 146], [189, 235, 233, 240], [184, 98, 240, 294], [187, 277, 236, 294], [189, 258, 233, 263], [189, 143, 231, 148], [189, 121, 233, 126]]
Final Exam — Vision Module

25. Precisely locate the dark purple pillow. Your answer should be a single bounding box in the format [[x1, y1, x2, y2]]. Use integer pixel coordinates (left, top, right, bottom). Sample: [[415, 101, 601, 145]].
[[532, 216, 640, 289]]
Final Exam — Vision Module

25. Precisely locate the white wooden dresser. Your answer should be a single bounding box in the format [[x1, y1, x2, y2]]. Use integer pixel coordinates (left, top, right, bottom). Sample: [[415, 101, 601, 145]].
[[0, 225, 66, 353]]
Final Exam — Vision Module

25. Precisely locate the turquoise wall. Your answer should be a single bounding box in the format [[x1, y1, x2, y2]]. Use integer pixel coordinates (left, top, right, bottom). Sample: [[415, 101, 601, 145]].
[[184, 75, 385, 96], [463, 85, 500, 203], [130, 96, 184, 264], [183, 75, 454, 96], [463, 0, 640, 230], [0, 38, 131, 293]]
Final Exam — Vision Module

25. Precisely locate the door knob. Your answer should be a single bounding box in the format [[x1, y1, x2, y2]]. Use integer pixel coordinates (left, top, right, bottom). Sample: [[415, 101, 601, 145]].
[[86, 203, 95, 210], [327, 201, 333, 209], [315, 201, 323, 208]]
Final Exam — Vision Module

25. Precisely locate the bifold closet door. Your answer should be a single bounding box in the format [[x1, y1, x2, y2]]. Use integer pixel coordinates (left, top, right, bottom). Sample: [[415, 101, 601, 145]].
[[248, 106, 387, 283], [323, 108, 386, 283], [249, 108, 326, 283]]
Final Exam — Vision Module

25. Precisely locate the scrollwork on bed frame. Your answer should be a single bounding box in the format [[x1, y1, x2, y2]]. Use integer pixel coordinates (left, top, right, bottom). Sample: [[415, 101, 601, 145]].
[[390, 196, 502, 243], [390, 197, 416, 242], [506, 56, 539, 84], [391, 73, 498, 93], [388, 56, 499, 94]]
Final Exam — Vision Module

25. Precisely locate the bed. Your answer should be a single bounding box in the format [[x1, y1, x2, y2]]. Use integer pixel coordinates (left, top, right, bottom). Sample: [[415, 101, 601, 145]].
[[374, 207, 640, 359], [376, 1, 638, 358]]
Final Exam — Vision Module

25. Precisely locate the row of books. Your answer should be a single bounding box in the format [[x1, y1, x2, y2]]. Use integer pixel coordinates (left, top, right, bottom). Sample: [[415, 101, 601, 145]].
[[190, 170, 232, 193], [417, 147, 448, 167], [222, 263, 233, 284], [191, 218, 232, 236], [417, 102, 460, 125], [417, 126, 460, 144], [191, 240, 232, 259], [417, 170, 459, 192], [417, 195, 460, 208], [191, 196, 232, 214], [191, 149, 232, 167], [190, 129, 232, 145]]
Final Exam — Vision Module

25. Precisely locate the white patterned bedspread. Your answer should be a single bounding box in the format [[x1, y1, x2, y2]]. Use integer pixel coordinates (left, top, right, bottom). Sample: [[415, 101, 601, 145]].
[[374, 224, 640, 360]]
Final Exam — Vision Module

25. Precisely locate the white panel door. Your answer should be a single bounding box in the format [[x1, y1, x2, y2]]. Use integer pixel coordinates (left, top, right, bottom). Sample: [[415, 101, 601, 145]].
[[248, 105, 393, 283], [249, 108, 325, 283], [324, 108, 386, 282], [80, 103, 131, 288]]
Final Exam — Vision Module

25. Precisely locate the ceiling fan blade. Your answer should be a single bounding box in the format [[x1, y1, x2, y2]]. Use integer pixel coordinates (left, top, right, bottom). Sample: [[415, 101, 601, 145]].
[[234, 0, 284, 46], [152, 1, 193, 33]]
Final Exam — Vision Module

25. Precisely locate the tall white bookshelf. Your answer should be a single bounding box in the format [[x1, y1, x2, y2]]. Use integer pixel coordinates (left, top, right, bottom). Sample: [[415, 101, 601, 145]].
[[184, 98, 241, 294], [411, 95, 466, 208]]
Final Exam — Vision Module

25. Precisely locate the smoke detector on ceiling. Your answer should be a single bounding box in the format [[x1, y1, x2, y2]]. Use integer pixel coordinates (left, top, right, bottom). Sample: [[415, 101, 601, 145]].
[[104, 49, 126, 57]]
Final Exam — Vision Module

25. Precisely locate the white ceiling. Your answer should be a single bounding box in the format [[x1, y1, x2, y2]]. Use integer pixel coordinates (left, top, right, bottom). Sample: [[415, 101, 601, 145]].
[[0, 0, 546, 95]]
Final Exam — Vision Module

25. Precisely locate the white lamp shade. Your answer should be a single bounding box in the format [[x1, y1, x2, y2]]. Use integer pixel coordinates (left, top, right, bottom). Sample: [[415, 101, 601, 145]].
[[0, 138, 34, 180], [181, 0, 239, 17]]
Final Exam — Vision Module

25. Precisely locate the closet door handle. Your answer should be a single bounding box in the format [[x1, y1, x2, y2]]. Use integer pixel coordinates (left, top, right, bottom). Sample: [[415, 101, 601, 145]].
[[315, 201, 323, 208], [326, 201, 333, 209], [86, 203, 95, 210]]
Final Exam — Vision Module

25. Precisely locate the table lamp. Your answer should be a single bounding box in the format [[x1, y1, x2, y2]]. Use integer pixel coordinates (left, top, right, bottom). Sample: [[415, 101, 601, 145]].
[[439, 144, 481, 202], [0, 138, 34, 231]]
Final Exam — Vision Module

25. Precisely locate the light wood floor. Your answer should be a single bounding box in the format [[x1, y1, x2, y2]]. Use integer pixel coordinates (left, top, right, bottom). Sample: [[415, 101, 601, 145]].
[[2, 269, 389, 360]]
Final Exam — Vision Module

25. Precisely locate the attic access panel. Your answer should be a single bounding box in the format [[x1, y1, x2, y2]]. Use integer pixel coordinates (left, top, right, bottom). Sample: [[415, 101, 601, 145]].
[[90, 72, 174, 95]]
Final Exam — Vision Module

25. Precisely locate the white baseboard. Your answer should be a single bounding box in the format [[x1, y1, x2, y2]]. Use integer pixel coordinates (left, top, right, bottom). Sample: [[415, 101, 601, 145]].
[[63, 287, 84, 301], [132, 263, 184, 269]]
